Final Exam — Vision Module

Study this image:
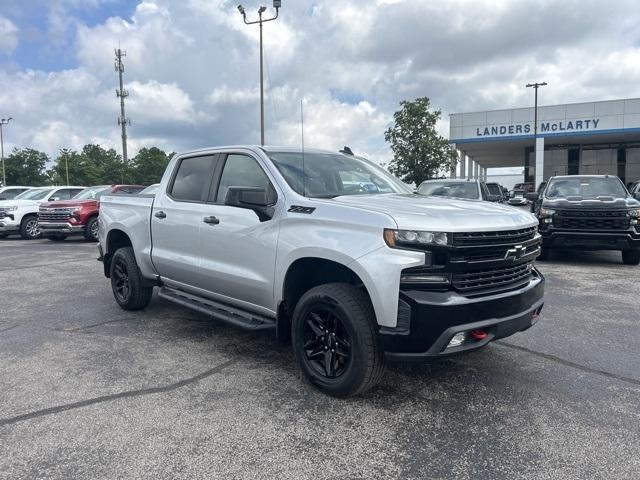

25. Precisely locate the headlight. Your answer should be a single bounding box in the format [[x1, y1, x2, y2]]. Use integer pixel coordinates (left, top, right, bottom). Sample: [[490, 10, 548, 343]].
[[629, 209, 640, 224], [538, 207, 555, 219], [384, 229, 449, 248], [2, 206, 18, 212]]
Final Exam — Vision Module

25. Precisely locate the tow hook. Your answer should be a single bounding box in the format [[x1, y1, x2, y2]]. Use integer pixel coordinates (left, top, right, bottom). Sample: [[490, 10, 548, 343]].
[[470, 329, 488, 341]]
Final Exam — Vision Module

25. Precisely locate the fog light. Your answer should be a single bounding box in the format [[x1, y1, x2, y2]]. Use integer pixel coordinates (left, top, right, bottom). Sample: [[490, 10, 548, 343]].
[[447, 332, 466, 348]]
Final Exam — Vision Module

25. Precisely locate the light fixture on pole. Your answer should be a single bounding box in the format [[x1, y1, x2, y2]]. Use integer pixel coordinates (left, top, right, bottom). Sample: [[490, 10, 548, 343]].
[[0, 117, 12, 187], [237, 1, 281, 146]]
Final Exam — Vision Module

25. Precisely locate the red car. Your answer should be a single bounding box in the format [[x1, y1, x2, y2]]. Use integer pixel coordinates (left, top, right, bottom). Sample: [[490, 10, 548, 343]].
[[38, 185, 144, 241]]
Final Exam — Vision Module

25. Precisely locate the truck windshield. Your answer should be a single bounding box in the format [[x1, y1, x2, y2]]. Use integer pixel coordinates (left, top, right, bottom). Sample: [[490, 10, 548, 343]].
[[75, 186, 111, 200], [15, 188, 53, 200], [545, 177, 627, 199], [418, 181, 479, 200], [266, 152, 411, 198]]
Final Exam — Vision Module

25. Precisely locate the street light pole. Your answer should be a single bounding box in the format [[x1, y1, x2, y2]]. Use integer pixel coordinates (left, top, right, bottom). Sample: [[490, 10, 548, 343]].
[[526, 82, 547, 186], [0, 117, 12, 187], [238, 1, 281, 146], [526, 82, 547, 138]]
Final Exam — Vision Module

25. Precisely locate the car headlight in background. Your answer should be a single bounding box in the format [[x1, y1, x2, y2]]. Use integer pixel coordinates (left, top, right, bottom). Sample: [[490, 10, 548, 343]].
[[1, 206, 18, 212], [384, 229, 449, 248], [538, 207, 555, 223]]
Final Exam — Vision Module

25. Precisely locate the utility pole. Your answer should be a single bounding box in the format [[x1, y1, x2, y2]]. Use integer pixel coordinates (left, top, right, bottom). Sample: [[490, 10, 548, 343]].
[[0, 117, 12, 187], [237, 1, 281, 146], [526, 81, 547, 186], [115, 48, 131, 165]]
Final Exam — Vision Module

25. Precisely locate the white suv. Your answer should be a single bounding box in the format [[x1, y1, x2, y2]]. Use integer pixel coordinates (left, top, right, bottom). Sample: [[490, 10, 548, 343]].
[[0, 186, 85, 239]]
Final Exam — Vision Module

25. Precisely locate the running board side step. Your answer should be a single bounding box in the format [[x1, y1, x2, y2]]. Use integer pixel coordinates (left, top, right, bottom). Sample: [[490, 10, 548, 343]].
[[158, 286, 276, 330]]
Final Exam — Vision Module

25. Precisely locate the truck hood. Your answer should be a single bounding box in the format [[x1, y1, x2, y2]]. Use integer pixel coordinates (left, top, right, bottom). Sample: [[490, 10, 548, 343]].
[[41, 199, 97, 208], [0, 199, 40, 208], [542, 197, 640, 209], [330, 194, 538, 231]]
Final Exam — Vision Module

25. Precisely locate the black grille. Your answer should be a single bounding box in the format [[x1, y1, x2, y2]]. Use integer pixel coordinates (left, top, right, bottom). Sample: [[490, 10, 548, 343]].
[[0, 210, 9, 219], [452, 227, 537, 246], [554, 210, 629, 230], [452, 263, 533, 293]]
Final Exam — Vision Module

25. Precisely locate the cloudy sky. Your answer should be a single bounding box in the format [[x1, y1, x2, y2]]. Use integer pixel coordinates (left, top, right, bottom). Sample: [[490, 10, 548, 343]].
[[1, 0, 640, 169]]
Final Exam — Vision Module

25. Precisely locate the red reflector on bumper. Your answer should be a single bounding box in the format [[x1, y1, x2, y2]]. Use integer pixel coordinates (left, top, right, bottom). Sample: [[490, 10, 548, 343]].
[[470, 330, 488, 340]]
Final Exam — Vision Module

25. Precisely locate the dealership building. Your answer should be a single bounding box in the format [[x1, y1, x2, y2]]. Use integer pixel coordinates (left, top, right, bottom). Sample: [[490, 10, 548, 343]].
[[449, 97, 640, 187]]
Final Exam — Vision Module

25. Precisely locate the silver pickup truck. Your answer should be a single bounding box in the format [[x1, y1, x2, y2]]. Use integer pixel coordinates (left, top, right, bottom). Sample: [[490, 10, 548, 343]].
[[98, 145, 544, 397]]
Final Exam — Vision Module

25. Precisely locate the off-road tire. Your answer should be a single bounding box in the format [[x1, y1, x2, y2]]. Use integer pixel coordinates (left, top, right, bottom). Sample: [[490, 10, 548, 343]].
[[110, 247, 153, 310], [622, 249, 640, 265], [292, 283, 385, 398], [19, 215, 41, 240]]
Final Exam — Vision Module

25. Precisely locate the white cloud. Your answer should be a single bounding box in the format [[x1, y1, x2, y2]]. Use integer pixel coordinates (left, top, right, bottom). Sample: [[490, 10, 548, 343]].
[[0, 0, 639, 171], [0, 16, 18, 54]]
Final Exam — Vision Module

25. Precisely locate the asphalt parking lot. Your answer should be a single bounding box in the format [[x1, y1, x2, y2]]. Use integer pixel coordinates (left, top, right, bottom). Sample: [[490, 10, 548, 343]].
[[1, 237, 639, 480]]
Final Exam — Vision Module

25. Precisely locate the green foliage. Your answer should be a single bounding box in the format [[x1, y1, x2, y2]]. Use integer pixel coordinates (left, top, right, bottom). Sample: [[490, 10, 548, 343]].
[[129, 147, 171, 185], [384, 97, 458, 186], [1, 148, 49, 186]]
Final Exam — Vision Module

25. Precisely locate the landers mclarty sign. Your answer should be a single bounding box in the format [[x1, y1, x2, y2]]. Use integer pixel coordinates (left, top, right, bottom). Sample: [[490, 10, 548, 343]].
[[476, 118, 601, 137]]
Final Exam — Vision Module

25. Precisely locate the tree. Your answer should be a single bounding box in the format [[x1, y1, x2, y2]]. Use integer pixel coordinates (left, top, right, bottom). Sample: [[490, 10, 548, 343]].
[[384, 97, 458, 186], [82, 144, 126, 184], [129, 147, 171, 185], [2, 148, 49, 186], [48, 148, 101, 186]]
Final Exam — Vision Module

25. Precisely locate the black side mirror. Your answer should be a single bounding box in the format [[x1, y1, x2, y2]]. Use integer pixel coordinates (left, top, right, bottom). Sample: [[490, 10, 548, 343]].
[[225, 186, 277, 221], [525, 192, 540, 201]]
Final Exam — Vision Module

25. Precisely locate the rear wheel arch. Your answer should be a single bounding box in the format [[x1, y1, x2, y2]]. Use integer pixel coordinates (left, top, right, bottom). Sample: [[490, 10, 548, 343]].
[[104, 229, 133, 277]]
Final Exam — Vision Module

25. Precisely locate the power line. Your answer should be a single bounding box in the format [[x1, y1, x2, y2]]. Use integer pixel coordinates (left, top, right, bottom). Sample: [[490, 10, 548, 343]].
[[115, 48, 131, 167]]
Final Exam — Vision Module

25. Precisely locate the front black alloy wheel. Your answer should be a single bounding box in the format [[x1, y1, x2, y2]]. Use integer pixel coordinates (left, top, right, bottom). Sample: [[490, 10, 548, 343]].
[[302, 307, 352, 379], [109, 247, 153, 310], [292, 283, 385, 397]]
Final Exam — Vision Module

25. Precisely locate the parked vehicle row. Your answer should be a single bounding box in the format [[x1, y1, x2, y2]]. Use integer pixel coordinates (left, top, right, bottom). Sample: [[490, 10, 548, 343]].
[[417, 178, 504, 202], [0, 184, 147, 240], [98, 145, 545, 397]]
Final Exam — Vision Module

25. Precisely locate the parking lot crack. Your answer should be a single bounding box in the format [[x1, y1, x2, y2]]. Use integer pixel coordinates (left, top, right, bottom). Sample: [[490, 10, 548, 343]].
[[0, 358, 237, 428], [496, 341, 640, 386], [0, 324, 19, 334]]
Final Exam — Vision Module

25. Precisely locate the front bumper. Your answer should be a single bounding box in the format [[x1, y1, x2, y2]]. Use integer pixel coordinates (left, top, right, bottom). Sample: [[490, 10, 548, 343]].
[[540, 227, 640, 251], [0, 217, 20, 232], [380, 271, 544, 361], [38, 222, 85, 236]]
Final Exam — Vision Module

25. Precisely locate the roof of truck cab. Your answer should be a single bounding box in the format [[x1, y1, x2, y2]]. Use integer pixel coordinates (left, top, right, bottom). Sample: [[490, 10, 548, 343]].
[[175, 145, 342, 156]]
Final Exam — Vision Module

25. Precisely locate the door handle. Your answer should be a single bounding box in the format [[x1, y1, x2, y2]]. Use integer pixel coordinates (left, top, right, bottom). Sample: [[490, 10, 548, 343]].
[[154, 211, 167, 219], [203, 215, 220, 225]]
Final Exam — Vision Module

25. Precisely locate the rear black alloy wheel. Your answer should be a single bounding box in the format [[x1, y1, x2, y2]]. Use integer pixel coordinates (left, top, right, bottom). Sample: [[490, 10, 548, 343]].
[[113, 257, 131, 303], [292, 283, 385, 397], [302, 307, 352, 379], [109, 247, 153, 310]]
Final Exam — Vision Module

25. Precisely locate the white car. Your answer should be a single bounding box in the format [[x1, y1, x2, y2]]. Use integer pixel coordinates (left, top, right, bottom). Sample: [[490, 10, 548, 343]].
[[0, 186, 32, 201], [0, 186, 85, 239]]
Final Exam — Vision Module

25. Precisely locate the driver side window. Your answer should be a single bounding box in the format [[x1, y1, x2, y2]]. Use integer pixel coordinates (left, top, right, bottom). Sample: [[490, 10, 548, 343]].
[[214, 154, 271, 204]]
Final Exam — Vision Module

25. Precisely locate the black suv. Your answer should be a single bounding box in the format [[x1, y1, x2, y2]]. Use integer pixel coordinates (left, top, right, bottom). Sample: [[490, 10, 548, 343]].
[[529, 175, 640, 264]]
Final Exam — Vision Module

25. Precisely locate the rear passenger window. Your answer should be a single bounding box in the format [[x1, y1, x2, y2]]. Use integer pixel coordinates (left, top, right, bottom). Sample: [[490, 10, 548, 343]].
[[170, 156, 215, 202]]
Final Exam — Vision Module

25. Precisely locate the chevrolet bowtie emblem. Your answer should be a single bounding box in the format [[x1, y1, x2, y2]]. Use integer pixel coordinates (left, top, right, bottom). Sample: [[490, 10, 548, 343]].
[[505, 245, 525, 261]]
